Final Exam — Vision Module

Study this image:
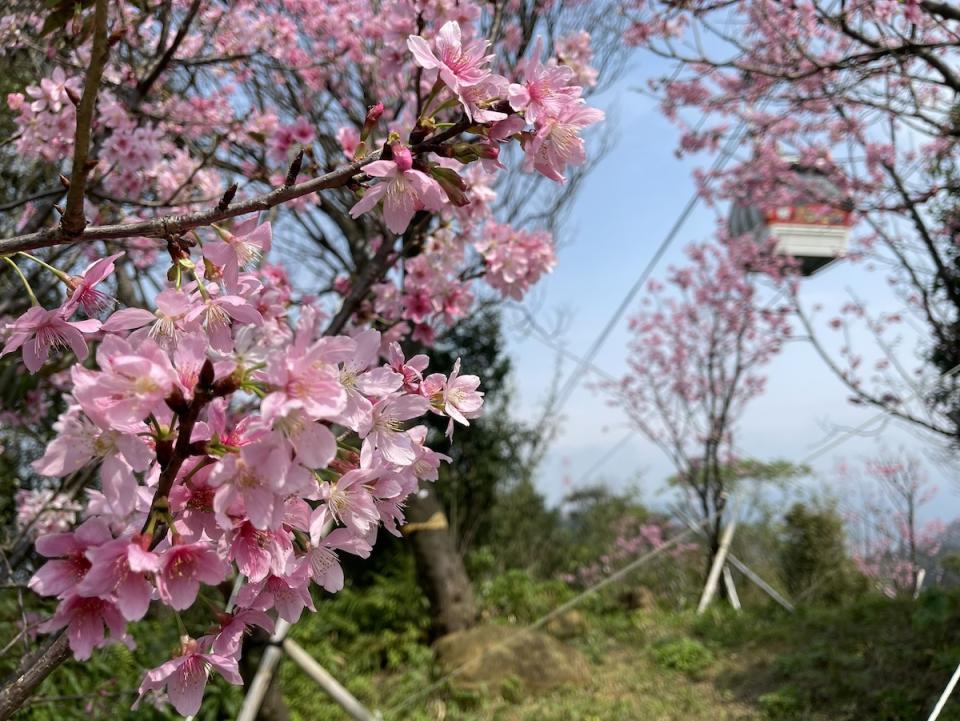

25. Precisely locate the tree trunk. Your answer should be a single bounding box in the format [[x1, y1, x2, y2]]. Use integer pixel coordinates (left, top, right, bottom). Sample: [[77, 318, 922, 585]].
[[404, 484, 477, 638]]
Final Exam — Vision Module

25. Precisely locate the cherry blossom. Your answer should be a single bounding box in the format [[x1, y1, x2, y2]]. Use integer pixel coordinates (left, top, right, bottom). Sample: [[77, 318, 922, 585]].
[[349, 146, 446, 234], [407, 21, 493, 94], [1, 306, 101, 372], [134, 637, 242, 717], [0, 5, 607, 715]]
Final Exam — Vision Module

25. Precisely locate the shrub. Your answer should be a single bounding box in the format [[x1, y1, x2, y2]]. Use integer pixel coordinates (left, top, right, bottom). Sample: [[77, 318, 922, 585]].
[[651, 637, 714, 676]]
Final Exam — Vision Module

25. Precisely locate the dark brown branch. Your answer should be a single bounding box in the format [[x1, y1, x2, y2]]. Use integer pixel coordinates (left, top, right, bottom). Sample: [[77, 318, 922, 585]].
[[324, 234, 397, 335], [142, 361, 234, 540], [60, 0, 110, 236], [922, 1, 960, 22], [135, 0, 203, 101], [0, 633, 70, 721], [0, 152, 381, 255]]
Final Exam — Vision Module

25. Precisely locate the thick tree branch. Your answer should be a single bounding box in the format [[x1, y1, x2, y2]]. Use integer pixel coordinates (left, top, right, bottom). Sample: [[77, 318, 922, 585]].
[[922, 1, 960, 22], [324, 232, 398, 335], [61, 0, 110, 236]]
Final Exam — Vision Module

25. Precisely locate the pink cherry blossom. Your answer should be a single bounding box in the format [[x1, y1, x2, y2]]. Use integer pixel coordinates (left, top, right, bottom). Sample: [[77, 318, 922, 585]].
[[359, 394, 430, 465], [156, 542, 229, 610], [524, 101, 604, 182], [25, 67, 80, 114], [1, 306, 101, 372], [440, 358, 484, 435], [349, 147, 446, 234], [309, 467, 382, 540], [62, 252, 123, 317], [211, 608, 275, 657], [208, 441, 292, 531], [237, 571, 316, 624], [71, 336, 176, 428], [227, 521, 292, 583], [297, 527, 372, 593], [39, 594, 127, 660], [204, 219, 272, 291], [28, 518, 112, 598], [77, 536, 159, 621], [135, 637, 242, 716], [508, 55, 581, 124], [407, 21, 493, 94], [387, 341, 429, 392]]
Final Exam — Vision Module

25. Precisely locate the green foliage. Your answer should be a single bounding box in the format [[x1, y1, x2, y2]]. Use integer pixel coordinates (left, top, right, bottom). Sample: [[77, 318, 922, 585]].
[[758, 687, 805, 720], [478, 476, 566, 577], [651, 637, 715, 676], [476, 569, 575, 623], [780, 501, 866, 604], [693, 590, 960, 720], [292, 555, 431, 673]]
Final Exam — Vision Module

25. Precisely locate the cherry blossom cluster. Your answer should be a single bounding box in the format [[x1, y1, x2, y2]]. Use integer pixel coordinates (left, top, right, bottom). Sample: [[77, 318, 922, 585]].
[[561, 517, 696, 587], [3, 8, 603, 343], [475, 223, 557, 301], [5, 216, 482, 715], [14, 488, 81, 540], [0, 4, 608, 713]]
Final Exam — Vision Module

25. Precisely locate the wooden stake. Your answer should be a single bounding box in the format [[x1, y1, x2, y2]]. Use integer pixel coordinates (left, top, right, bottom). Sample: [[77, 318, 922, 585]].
[[726, 555, 795, 612], [236, 620, 291, 721], [697, 504, 738, 615], [283, 638, 379, 721], [927, 658, 960, 721], [722, 565, 741, 611], [680, 513, 795, 613]]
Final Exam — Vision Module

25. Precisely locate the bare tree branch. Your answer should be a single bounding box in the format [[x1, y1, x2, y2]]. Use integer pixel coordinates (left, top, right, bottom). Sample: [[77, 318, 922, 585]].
[[60, 0, 110, 236]]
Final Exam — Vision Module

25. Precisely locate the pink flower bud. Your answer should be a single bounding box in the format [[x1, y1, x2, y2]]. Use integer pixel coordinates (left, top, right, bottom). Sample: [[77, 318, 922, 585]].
[[361, 102, 384, 140], [392, 144, 413, 172]]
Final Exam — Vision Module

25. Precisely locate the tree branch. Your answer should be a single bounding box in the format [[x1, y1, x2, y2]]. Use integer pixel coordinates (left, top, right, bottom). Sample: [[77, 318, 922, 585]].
[[921, 1, 960, 22], [0, 152, 381, 255], [0, 632, 70, 721], [60, 0, 110, 236], [135, 0, 202, 102]]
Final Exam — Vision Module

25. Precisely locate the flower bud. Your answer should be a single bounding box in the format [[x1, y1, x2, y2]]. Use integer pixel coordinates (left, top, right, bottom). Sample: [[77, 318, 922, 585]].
[[450, 142, 499, 164], [431, 166, 470, 206], [392, 144, 413, 172], [361, 102, 384, 141]]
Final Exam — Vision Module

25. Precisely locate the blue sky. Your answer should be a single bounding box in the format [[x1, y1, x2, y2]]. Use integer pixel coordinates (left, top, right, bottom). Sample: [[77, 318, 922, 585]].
[[502, 55, 959, 525]]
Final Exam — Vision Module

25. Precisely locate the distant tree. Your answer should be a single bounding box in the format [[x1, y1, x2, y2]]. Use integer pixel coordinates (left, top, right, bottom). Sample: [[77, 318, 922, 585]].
[[781, 502, 864, 605], [623, 0, 960, 443], [606, 240, 795, 574], [848, 453, 945, 596]]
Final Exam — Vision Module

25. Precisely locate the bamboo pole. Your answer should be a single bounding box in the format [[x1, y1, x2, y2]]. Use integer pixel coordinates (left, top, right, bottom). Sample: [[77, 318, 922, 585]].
[[927, 659, 960, 721], [236, 619, 291, 721], [722, 565, 741, 611], [283, 638, 379, 721], [697, 504, 738, 614]]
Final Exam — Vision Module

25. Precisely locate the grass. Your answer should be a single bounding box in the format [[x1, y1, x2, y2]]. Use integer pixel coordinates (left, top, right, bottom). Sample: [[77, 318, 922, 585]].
[[276, 573, 960, 721], [6, 566, 960, 720]]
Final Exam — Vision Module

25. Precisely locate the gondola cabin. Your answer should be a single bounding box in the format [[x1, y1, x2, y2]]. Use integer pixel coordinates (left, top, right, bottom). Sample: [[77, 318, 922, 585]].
[[728, 161, 854, 276]]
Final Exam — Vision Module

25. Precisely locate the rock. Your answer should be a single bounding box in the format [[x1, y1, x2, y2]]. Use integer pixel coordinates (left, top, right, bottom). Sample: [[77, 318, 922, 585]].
[[433, 623, 589, 693], [619, 585, 656, 610]]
